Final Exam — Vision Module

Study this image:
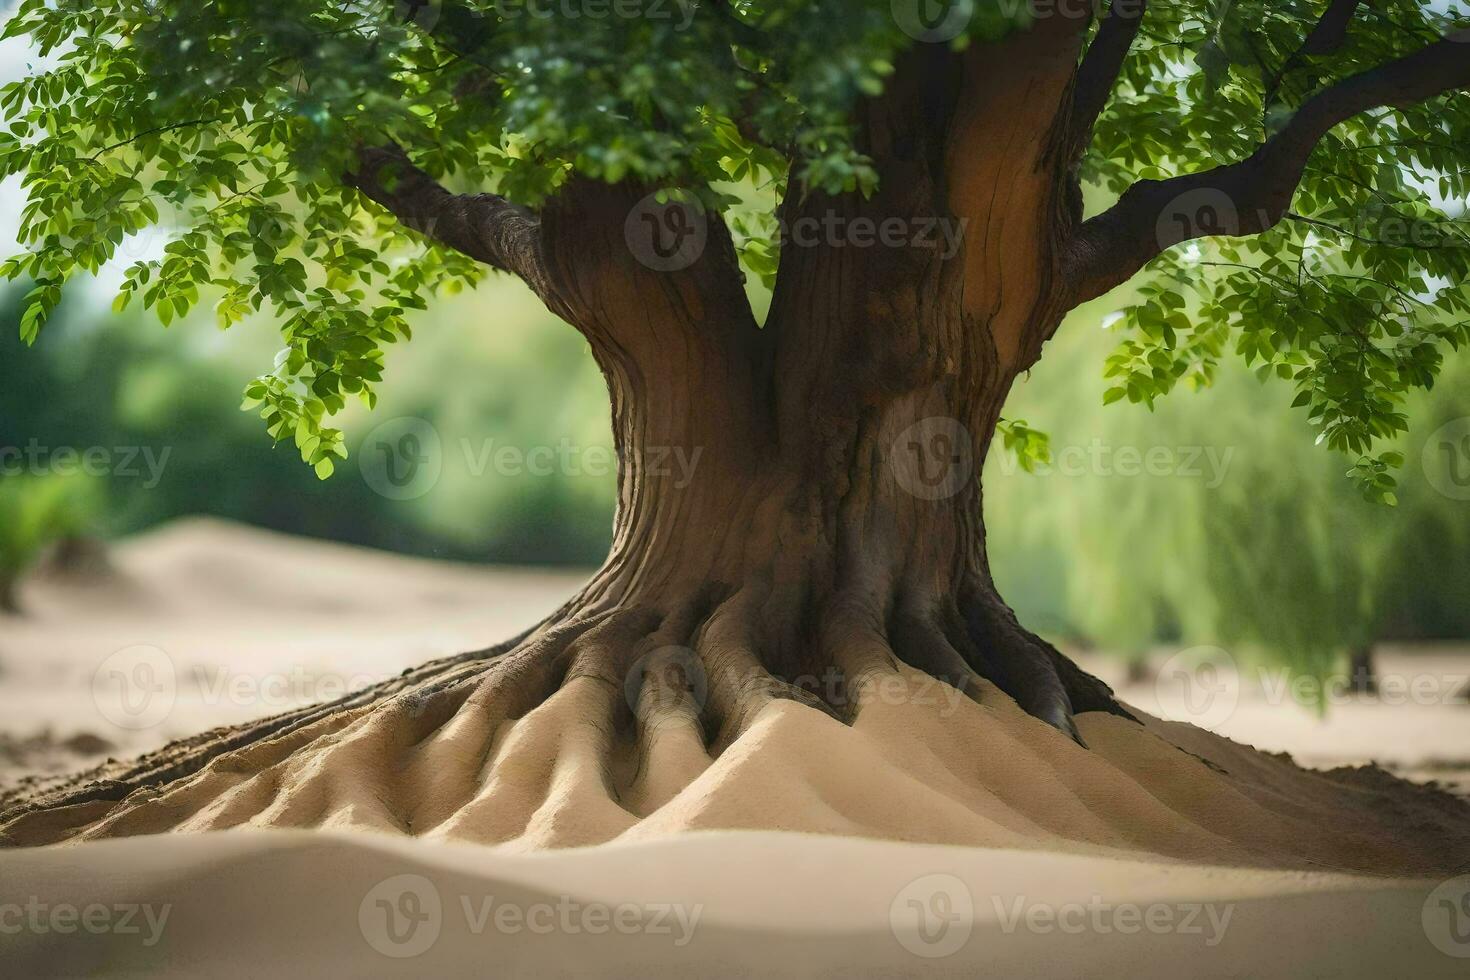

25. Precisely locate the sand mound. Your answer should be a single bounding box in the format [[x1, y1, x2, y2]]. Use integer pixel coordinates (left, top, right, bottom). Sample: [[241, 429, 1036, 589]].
[[7, 663, 1468, 877]]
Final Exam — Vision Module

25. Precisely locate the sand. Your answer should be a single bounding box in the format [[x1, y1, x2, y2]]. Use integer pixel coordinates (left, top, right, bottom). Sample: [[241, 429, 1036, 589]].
[[2, 519, 1469, 975], [2, 830, 1467, 978]]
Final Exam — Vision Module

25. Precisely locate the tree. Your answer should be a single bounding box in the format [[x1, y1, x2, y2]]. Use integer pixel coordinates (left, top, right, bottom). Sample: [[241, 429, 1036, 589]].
[[0, 473, 96, 613], [1, 0, 1468, 845], [988, 319, 1470, 696]]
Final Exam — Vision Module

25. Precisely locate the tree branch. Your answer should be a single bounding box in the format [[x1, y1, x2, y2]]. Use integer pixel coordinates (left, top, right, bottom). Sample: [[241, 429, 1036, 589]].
[[1066, 34, 1470, 305], [1264, 0, 1364, 108], [1062, 0, 1148, 163], [343, 143, 563, 311]]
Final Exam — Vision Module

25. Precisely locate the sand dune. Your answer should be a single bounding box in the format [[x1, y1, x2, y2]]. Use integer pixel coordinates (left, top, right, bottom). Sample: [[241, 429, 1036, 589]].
[[2, 829, 1466, 978]]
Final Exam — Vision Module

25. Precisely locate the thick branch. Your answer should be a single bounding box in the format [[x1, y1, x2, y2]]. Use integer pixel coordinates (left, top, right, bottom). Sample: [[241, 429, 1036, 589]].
[[1067, 34, 1470, 305], [343, 143, 563, 312], [1062, 0, 1148, 163]]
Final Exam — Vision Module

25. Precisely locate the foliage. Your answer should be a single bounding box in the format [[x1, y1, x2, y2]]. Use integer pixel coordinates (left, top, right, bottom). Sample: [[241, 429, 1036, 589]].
[[991, 298, 1470, 675], [0, 470, 97, 610], [1090, 1, 1470, 502], [0, 283, 615, 566], [0, 0, 1465, 501]]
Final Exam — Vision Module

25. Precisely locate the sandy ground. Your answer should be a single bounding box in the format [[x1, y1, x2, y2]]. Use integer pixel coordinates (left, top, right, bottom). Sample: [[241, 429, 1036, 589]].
[[4, 829, 1468, 979], [0, 518, 587, 789], [2, 519, 1469, 976]]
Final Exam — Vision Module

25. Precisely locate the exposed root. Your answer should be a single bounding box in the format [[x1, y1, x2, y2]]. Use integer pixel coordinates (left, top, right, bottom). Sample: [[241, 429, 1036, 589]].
[[17, 578, 1450, 872], [961, 576, 1139, 744], [1, 575, 1082, 844]]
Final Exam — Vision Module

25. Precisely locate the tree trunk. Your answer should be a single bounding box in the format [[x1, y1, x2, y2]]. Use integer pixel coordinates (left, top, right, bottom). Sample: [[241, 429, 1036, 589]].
[[0, 343, 1132, 845], [1347, 644, 1378, 696], [0, 33, 1134, 845]]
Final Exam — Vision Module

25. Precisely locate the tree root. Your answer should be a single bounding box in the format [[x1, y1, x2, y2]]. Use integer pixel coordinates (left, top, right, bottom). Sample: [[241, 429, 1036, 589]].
[[960, 577, 1137, 747], [0, 580, 1139, 847]]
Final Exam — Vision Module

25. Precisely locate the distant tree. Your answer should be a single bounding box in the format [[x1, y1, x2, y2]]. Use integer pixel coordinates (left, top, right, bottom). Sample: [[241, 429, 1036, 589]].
[[0, 474, 96, 613], [2, 0, 1468, 837], [990, 323, 1470, 694]]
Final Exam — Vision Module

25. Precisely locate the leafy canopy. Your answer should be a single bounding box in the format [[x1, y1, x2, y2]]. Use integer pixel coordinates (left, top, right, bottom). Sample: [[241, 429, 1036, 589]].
[[0, 0, 1467, 497]]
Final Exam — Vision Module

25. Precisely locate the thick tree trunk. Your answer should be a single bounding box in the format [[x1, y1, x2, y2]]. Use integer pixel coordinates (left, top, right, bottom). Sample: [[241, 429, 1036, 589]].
[[0, 235, 1135, 845], [0, 353, 1131, 845], [0, 32, 1138, 845]]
